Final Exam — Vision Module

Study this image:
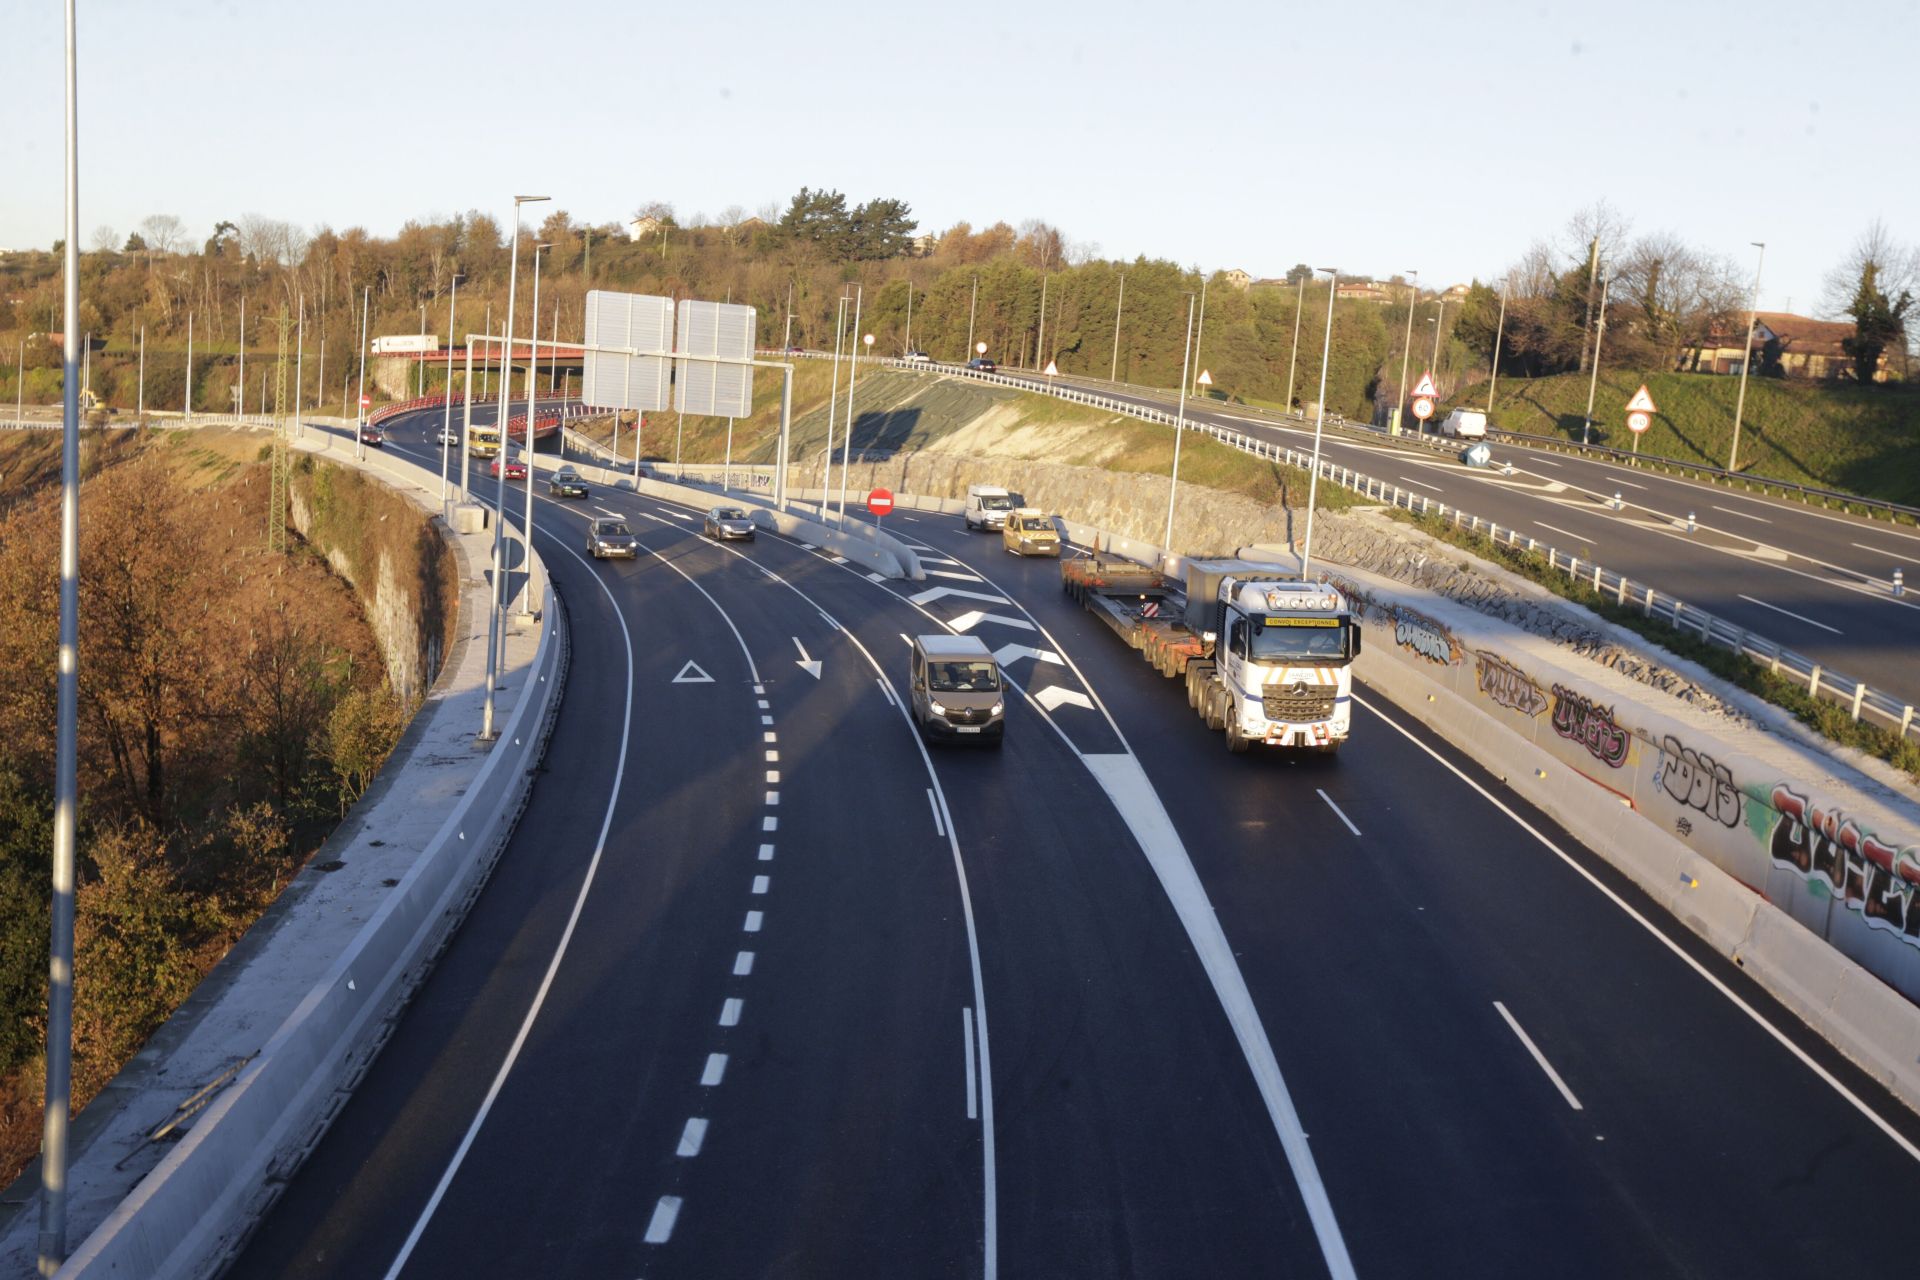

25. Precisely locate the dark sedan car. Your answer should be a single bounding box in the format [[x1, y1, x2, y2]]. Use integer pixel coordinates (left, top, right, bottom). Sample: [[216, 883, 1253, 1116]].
[[587, 518, 639, 559], [548, 467, 589, 498], [966, 357, 997, 373], [703, 506, 756, 541]]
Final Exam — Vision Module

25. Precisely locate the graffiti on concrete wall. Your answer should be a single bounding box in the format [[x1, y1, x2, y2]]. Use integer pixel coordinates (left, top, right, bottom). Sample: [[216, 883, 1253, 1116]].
[[1768, 783, 1920, 945], [1654, 735, 1742, 829], [1393, 607, 1459, 666], [1549, 685, 1630, 768], [1474, 650, 1548, 717]]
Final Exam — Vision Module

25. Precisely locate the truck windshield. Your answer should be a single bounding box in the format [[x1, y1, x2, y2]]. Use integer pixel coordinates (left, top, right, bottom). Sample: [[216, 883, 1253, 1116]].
[[981, 495, 1015, 511], [928, 661, 1001, 692], [1249, 620, 1348, 661]]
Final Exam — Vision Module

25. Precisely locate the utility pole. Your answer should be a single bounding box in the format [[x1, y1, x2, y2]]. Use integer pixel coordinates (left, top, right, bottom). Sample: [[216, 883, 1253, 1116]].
[[1485, 282, 1508, 415], [1285, 276, 1306, 413], [1394, 271, 1419, 433], [184, 311, 194, 417], [1580, 276, 1612, 446], [1110, 272, 1125, 382], [1191, 275, 1209, 394], [1163, 294, 1196, 551], [1728, 241, 1766, 473], [966, 276, 978, 363], [1300, 268, 1339, 575], [354, 286, 369, 460], [905, 278, 914, 354], [1035, 272, 1048, 371], [238, 296, 245, 418], [136, 325, 145, 423], [1578, 234, 1600, 373]]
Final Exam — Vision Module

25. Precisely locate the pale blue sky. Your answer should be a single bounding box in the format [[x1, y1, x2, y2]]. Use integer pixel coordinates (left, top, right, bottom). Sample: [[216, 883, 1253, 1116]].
[[5, 0, 1915, 317]]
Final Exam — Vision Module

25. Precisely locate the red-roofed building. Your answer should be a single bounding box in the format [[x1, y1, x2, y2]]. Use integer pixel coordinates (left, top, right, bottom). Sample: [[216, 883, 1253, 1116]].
[[1681, 311, 1888, 382]]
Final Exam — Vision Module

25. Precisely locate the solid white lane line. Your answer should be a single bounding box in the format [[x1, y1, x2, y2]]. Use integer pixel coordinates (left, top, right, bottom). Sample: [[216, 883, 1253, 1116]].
[[733, 951, 755, 976], [876, 677, 898, 706], [1714, 504, 1772, 524], [1356, 692, 1920, 1165], [382, 521, 639, 1280], [719, 998, 743, 1027], [700, 1054, 728, 1087], [928, 788, 946, 836], [1494, 1001, 1583, 1110], [758, 843, 774, 861], [1533, 458, 1563, 468], [743, 911, 763, 933], [677, 1117, 708, 1156], [1399, 476, 1443, 492], [963, 1008, 978, 1121], [1736, 593, 1843, 634], [643, 1196, 682, 1244], [752, 875, 770, 894], [1852, 540, 1920, 567], [1533, 521, 1590, 542], [1316, 789, 1361, 837]]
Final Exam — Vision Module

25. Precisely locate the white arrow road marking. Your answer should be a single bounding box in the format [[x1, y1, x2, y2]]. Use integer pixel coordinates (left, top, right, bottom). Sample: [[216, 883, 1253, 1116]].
[[1033, 685, 1094, 712], [992, 643, 1063, 667], [910, 585, 1007, 607], [948, 610, 1036, 633], [672, 661, 714, 684], [793, 637, 822, 679]]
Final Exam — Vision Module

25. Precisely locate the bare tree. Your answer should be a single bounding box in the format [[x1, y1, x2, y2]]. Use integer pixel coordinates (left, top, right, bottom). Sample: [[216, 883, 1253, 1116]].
[[140, 214, 187, 256], [89, 225, 118, 254]]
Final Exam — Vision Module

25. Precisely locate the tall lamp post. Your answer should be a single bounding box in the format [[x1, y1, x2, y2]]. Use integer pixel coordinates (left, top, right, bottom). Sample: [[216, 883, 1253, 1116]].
[[1110, 272, 1125, 382], [1191, 274, 1209, 394], [1162, 293, 1198, 551], [1285, 275, 1306, 413], [482, 194, 547, 741], [353, 286, 369, 460], [823, 294, 848, 516], [518, 244, 551, 619], [838, 286, 865, 521], [1579, 276, 1612, 446], [965, 276, 978, 365], [438, 273, 462, 505], [1485, 279, 1508, 415], [1300, 268, 1339, 576], [1393, 270, 1419, 434], [1728, 241, 1766, 472], [39, 3, 81, 1267]]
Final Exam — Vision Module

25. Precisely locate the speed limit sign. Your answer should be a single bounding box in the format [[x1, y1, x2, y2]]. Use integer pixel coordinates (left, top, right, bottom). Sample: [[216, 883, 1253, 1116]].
[[1411, 396, 1435, 421], [1627, 411, 1651, 433]]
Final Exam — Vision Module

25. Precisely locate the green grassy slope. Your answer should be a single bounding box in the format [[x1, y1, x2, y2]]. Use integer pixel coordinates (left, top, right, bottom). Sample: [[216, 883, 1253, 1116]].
[[1449, 370, 1920, 505]]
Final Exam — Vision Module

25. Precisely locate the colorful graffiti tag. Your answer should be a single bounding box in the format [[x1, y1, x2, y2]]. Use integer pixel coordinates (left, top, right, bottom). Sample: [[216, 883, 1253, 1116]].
[[1768, 783, 1920, 946], [1654, 734, 1742, 828], [1474, 650, 1548, 718], [1549, 684, 1630, 768], [1393, 607, 1459, 666]]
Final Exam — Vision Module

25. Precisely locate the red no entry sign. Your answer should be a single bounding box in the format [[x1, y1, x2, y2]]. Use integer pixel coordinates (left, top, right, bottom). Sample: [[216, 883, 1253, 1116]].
[[866, 487, 895, 517], [359, 394, 372, 408]]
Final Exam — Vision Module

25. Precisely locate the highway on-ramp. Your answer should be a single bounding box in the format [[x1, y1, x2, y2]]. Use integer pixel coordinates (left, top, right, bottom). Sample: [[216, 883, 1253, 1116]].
[[223, 410, 1920, 1278]]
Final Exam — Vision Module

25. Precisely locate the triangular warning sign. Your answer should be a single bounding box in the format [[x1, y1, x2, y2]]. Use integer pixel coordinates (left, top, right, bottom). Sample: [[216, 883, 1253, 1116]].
[[1625, 384, 1658, 413], [672, 661, 714, 684], [1043, 360, 1059, 376], [1412, 371, 1437, 398]]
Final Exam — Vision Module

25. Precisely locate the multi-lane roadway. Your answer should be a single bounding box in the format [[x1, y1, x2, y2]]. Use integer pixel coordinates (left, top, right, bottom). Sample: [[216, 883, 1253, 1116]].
[[226, 407, 1920, 1279]]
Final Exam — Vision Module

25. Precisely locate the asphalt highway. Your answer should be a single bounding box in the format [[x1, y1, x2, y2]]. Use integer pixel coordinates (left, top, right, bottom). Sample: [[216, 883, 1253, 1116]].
[[974, 366, 1920, 718], [225, 410, 1920, 1278]]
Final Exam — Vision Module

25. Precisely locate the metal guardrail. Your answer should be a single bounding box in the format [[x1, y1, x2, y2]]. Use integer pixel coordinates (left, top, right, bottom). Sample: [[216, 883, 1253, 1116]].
[[821, 351, 1918, 745]]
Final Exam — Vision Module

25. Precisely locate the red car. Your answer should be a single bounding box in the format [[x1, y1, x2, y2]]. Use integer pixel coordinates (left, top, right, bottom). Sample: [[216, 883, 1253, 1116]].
[[490, 457, 528, 481]]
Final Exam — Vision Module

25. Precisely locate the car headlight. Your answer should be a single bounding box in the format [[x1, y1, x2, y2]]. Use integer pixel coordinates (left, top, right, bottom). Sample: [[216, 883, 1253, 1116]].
[[990, 701, 1004, 716], [929, 700, 947, 716]]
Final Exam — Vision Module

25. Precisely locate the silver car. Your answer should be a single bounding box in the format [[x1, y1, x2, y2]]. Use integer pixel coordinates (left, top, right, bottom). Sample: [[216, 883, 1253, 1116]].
[[587, 518, 639, 559], [703, 506, 756, 541]]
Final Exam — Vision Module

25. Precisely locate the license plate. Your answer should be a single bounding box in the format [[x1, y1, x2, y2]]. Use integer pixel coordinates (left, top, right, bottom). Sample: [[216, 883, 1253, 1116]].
[[957, 726, 982, 734]]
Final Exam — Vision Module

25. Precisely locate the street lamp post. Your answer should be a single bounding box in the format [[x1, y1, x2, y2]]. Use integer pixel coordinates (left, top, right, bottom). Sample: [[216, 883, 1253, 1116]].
[[483, 194, 547, 741], [439, 273, 461, 505], [1394, 271, 1419, 434], [418, 303, 427, 399], [184, 311, 193, 417], [823, 294, 848, 517], [518, 243, 552, 619], [1485, 281, 1508, 415], [460, 342, 476, 502], [1728, 241, 1766, 472], [1430, 299, 1445, 374], [293, 296, 303, 438], [1110, 272, 1125, 382], [136, 325, 145, 424], [839, 286, 864, 520], [905, 278, 914, 354], [238, 297, 245, 419], [1580, 276, 1612, 446], [1163, 294, 1197, 552], [353, 286, 369, 461], [1285, 276, 1305, 413], [965, 276, 978, 364], [1301, 268, 1339, 576], [17, 340, 25, 428], [1191, 275, 1209, 394]]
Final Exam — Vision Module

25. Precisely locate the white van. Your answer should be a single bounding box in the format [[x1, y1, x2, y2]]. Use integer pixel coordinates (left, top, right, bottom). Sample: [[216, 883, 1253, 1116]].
[[963, 484, 1024, 532], [1439, 408, 1487, 438]]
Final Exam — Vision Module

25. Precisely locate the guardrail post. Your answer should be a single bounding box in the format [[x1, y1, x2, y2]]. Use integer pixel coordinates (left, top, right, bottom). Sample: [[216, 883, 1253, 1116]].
[[1616, 575, 1628, 605], [1808, 664, 1822, 696], [1851, 683, 1867, 721], [1568, 556, 1579, 579], [1593, 564, 1602, 590], [1769, 641, 1782, 673], [1643, 586, 1655, 615], [1901, 705, 1915, 738], [1672, 599, 1685, 628]]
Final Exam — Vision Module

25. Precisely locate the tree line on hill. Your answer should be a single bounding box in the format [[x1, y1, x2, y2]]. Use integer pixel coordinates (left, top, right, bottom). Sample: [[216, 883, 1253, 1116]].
[[4, 193, 1910, 429]]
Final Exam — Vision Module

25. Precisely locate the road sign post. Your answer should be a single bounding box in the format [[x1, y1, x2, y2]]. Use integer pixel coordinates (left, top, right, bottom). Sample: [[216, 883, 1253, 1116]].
[[1625, 384, 1658, 454], [867, 486, 894, 533], [1410, 371, 1437, 429]]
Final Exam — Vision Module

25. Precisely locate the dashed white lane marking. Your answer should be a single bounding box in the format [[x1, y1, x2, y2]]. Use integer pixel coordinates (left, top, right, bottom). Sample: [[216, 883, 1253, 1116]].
[[1398, 476, 1443, 492], [719, 998, 743, 1026], [661, 509, 694, 521], [643, 1196, 682, 1244], [701, 1054, 728, 1086], [1736, 593, 1843, 634], [1533, 520, 1590, 542], [762, 815, 778, 832], [1533, 457, 1563, 468], [753, 683, 765, 694], [677, 1117, 709, 1156], [595, 505, 622, 517], [1714, 503, 1772, 524], [1852, 540, 1920, 567], [867, 572, 887, 583], [799, 542, 817, 550], [733, 951, 755, 976], [1316, 789, 1362, 837], [963, 1008, 978, 1121], [765, 790, 780, 805], [927, 788, 946, 837], [743, 911, 763, 933], [752, 875, 770, 894], [1493, 1002, 1583, 1110], [765, 749, 779, 762], [766, 770, 780, 784], [757, 699, 770, 709], [758, 843, 774, 861], [764, 731, 777, 743], [760, 714, 774, 726], [829, 554, 848, 563], [1609, 478, 1648, 490]]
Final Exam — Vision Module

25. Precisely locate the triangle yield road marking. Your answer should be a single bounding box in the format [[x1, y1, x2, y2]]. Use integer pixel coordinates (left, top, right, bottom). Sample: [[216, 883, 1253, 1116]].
[[948, 610, 1036, 633], [910, 585, 1007, 607], [672, 661, 715, 684]]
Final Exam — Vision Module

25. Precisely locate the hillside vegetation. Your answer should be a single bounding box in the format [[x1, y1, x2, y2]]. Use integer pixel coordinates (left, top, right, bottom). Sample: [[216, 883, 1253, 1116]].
[[1446, 371, 1920, 506]]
